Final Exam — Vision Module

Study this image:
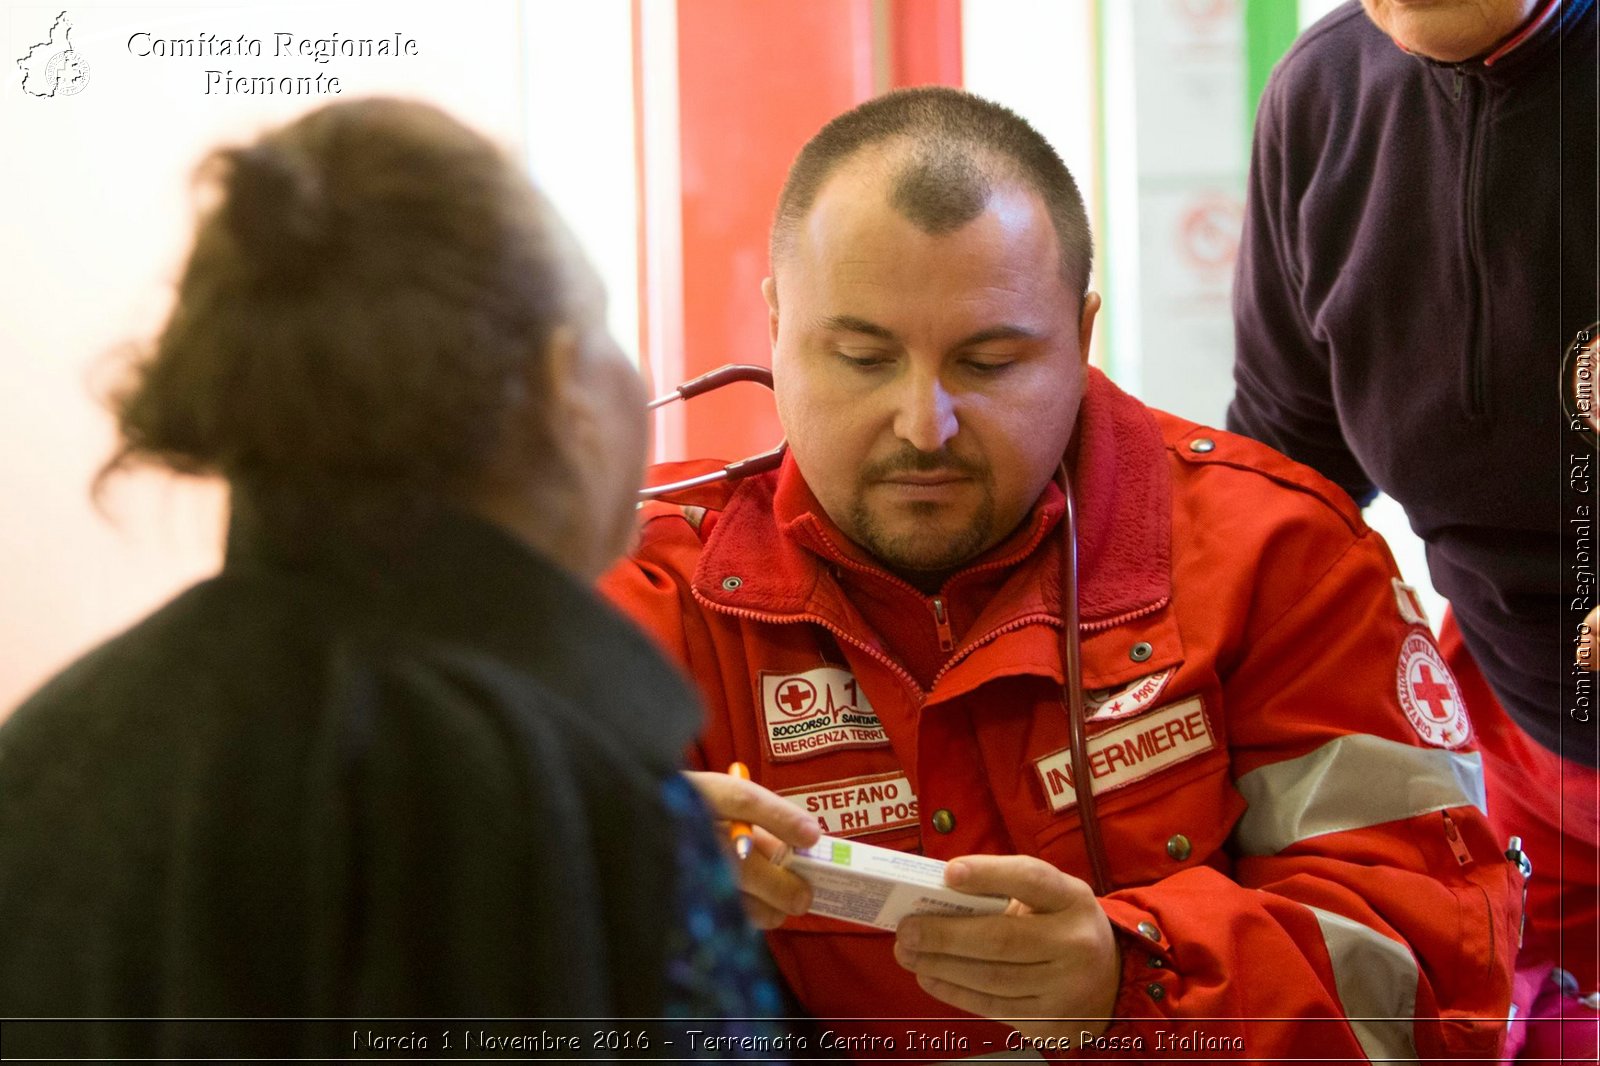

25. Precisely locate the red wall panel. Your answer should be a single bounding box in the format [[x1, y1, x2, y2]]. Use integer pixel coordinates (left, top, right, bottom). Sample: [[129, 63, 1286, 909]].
[[674, 0, 876, 461], [671, 0, 964, 462], [890, 0, 963, 88]]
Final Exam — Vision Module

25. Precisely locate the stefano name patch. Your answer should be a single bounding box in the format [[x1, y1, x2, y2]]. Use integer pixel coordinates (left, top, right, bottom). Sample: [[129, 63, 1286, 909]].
[[778, 772, 918, 837], [1034, 697, 1215, 813], [759, 665, 889, 761]]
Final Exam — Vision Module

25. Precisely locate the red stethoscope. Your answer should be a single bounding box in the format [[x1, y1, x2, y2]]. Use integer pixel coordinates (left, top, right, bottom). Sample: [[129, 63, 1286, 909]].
[[641, 364, 1113, 895]]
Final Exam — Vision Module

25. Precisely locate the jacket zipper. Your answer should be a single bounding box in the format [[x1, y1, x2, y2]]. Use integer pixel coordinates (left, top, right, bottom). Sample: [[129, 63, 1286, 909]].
[[931, 597, 954, 653], [929, 612, 1060, 690], [805, 517, 1052, 672], [692, 587, 927, 700], [1079, 597, 1170, 635], [926, 595, 1173, 690], [713, 513, 1171, 696], [1459, 69, 1490, 417], [1441, 810, 1474, 866]]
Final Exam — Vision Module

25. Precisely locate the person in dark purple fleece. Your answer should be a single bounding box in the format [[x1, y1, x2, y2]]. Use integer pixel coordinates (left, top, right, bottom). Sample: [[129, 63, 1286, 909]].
[[1228, 0, 1597, 1058]]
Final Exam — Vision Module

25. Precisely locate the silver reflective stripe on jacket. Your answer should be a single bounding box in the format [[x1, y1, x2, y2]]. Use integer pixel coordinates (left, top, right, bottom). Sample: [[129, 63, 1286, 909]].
[[1309, 906, 1418, 1062], [1234, 734, 1486, 856]]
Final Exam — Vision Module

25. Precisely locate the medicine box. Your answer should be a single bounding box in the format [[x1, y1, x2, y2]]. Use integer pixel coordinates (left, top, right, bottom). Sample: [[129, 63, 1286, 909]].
[[776, 834, 1009, 931]]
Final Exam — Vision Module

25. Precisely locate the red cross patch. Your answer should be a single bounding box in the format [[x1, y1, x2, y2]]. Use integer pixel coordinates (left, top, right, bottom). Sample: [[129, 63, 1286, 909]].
[[773, 678, 817, 718], [1395, 633, 1472, 748], [758, 666, 888, 761]]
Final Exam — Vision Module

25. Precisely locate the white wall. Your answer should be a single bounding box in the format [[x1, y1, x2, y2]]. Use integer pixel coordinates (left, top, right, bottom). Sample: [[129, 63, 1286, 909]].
[[520, 1, 641, 367], [1299, 0, 1349, 30], [0, 1, 546, 714]]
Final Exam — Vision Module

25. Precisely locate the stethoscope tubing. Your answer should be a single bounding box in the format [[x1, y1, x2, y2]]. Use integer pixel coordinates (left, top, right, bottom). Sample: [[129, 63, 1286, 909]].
[[1059, 463, 1112, 896]]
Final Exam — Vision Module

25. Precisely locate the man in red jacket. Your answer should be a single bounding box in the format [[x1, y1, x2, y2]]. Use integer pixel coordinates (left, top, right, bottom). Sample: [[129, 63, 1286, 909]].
[[602, 87, 1519, 1060]]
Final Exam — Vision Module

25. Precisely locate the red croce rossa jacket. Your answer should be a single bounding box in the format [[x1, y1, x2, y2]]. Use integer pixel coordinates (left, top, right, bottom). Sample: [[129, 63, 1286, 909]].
[[601, 369, 1519, 1061]]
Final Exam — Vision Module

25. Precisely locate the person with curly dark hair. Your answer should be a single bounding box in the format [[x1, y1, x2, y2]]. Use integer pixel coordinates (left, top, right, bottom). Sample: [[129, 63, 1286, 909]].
[[0, 98, 791, 1059]]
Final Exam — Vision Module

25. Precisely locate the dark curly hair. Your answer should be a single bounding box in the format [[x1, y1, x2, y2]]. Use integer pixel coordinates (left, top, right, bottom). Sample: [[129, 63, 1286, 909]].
[[99, 98, 586, 513]]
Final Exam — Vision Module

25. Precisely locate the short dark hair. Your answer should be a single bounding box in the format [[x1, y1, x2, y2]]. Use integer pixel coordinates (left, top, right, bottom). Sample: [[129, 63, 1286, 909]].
[[771, 87, 1093, 295], [100, 98, 582, 512]]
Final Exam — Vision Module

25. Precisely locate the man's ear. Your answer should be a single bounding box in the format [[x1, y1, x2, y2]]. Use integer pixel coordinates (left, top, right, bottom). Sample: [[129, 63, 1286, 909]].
[[761, 276, 780, 348], [1078, 291, 1102, 367]]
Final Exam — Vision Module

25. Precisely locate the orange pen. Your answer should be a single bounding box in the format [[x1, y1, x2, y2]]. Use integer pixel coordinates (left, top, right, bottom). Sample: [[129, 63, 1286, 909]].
[[727, 762, 754, 859]]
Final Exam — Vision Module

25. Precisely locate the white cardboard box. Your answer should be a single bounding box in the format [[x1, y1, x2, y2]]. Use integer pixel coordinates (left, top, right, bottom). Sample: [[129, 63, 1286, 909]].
[[777, 835, 1010, 931]]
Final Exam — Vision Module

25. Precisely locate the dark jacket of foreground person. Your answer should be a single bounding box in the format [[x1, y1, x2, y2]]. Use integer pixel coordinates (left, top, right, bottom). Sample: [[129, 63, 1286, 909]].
[[0, 498, 766, 1058]]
